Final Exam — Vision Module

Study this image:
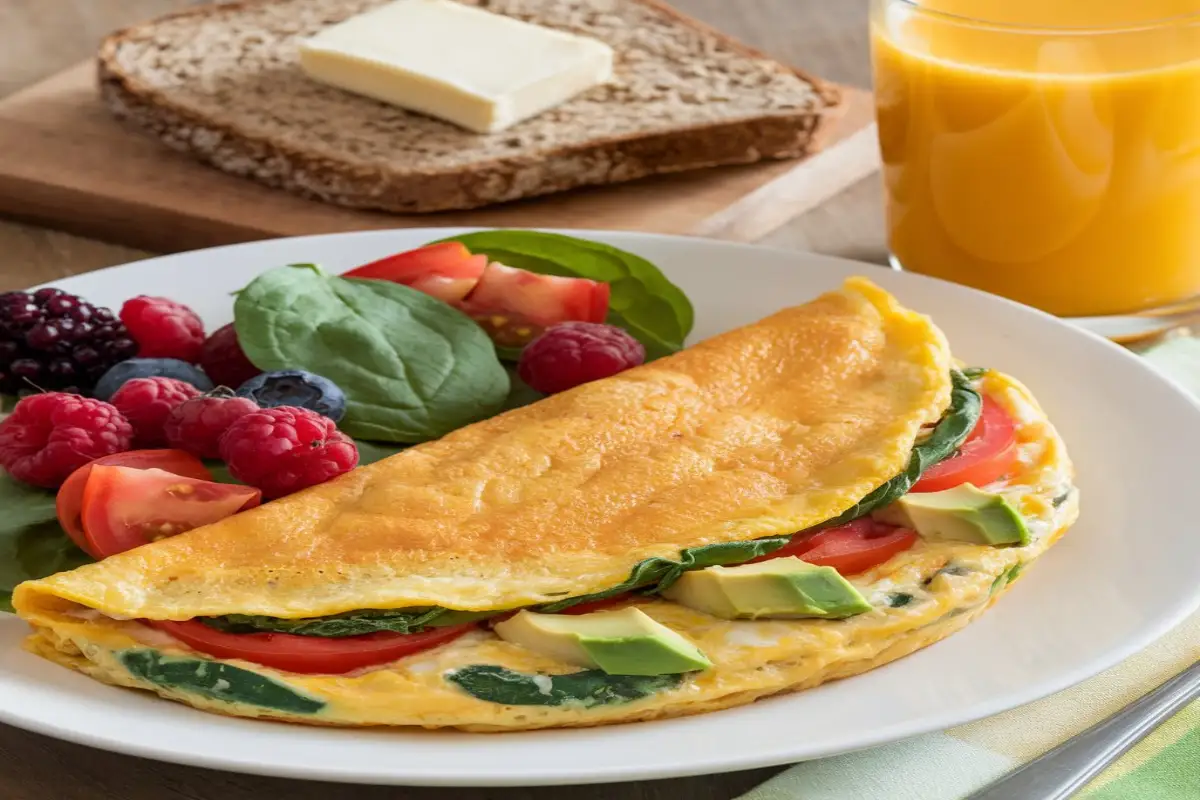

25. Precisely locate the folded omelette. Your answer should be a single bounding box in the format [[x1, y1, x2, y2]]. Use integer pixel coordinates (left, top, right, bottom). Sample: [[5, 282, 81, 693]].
[[13, 278, 1078, 730]]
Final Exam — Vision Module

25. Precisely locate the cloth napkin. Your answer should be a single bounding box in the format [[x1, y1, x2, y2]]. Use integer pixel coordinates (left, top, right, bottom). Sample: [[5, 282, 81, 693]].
[[739, 337, 1200, 800]]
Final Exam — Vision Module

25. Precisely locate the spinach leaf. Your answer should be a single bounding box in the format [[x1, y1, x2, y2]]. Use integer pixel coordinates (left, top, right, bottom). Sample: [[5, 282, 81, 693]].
[[821, 370, 982, 528], [0, 520, 92, 613], [436, 231, 693, 360], [503, 366, 544, 411], [201, 607, 496, 637], [887, 592, 914, 607], [538, 536, 792, 612], [0, 471, 59, 531], [119, 649, 325, 714], [0, 471, 89, 612], [447, 665, 682, 707], [234, 264, 510, 443], [990, 563, 1024, 595], [354, 439, 408, 466]]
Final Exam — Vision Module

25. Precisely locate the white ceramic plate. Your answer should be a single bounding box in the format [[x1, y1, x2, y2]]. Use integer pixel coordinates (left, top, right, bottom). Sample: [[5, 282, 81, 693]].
[[1, 230, 1197, 787]]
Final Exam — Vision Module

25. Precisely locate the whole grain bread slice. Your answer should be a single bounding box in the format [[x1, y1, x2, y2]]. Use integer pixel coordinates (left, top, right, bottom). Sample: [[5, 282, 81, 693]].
[[98, 0, 840, 213]]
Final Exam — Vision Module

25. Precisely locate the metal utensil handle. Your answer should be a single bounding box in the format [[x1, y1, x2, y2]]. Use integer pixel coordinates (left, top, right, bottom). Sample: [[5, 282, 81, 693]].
[[966, 659, 1200, 800]]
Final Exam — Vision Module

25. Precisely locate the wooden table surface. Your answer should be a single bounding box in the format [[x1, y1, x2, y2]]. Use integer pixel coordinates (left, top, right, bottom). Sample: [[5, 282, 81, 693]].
[[0, 2, 881, 797]]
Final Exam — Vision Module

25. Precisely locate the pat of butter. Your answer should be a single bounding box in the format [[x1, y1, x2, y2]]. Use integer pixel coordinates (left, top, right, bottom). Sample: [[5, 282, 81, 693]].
[[298, 0, 614, 133]]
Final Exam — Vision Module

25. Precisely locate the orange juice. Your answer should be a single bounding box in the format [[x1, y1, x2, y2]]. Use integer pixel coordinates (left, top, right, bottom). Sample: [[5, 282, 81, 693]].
[[871, 0, 1200, 316]]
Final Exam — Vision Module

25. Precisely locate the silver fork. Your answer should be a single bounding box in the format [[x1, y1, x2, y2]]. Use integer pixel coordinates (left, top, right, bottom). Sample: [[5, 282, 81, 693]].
[[965, 659, 1200, 800]]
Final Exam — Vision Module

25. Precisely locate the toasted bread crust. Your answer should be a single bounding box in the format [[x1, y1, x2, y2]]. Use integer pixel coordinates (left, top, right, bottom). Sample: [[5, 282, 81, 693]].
[[97, 0, 839, 213]]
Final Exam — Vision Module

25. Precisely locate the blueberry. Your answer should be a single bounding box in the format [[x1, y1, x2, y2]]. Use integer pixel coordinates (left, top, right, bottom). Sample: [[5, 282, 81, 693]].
[[93, 358, 214, 400], [236, 370, 346, 422]]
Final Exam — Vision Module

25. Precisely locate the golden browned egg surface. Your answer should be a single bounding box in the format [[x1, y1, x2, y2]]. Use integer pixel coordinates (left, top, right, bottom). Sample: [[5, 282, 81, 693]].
[[12, 279, 1077, 731]]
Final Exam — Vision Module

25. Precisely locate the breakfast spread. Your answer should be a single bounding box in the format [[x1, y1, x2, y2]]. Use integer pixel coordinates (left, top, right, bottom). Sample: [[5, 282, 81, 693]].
[[97, 0, 835, 213], [0, 231, 1078, 730], [299, 0, 616, 133]]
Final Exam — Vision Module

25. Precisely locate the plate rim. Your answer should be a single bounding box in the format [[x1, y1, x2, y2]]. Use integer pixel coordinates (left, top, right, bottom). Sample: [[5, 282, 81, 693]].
[[2, 227, 1198, 787]]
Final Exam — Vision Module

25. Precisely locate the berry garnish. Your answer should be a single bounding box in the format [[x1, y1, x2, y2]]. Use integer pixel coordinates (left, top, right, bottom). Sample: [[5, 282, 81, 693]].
[[199, 323, 261, 389], [110, 377, 202, 448], [0, 393, 133, 487], [93, 358, 214, 401], [236, 370, 347, 422], [163, 389, 260, 460], [219, 406, 359, 499], [0, 289, 134, 396], [120, 296, 206, 363], [517, 322, 646, 395]]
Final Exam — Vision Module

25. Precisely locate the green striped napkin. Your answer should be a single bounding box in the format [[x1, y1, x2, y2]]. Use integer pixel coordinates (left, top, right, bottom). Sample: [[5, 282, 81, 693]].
[[739, 337, 1200, 800]]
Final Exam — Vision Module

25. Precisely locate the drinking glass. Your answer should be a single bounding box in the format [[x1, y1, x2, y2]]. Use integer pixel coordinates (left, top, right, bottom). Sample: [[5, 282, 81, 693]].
[[870, 0, 1200, 319]]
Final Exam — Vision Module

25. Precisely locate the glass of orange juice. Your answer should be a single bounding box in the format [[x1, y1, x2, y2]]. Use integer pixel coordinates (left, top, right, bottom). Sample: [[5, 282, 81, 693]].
[[870, 1, 1200, 318]]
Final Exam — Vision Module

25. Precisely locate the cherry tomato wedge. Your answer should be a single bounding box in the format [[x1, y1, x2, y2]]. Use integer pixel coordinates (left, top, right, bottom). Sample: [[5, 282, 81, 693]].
[[912, 397, 1019, 493], [343, 242, 487, 304], [56, 450, 212, 554], [753, 518, 918, 576], [80, 466, 261, 559], [151, 620, 476, 674]]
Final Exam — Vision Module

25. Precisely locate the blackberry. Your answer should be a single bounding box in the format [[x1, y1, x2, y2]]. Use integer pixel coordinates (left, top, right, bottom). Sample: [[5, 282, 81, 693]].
[[0, 289, 137, 396]]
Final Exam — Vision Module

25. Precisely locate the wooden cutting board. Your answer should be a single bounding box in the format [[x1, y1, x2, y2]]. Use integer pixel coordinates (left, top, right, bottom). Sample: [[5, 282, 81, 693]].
[[0, 62, 878, 254]]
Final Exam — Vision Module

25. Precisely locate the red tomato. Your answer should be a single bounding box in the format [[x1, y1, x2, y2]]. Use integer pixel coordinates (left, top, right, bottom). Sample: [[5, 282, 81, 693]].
[[56, 450, 212, 554], [462, 262, 610, 348], [151, 620, 476, 674], [912, 397, 1019, 493], [556, 593, 635, 615], [343, 242, 488, 303], [754, 518, 918, 576], [80, 466, 261, 559]]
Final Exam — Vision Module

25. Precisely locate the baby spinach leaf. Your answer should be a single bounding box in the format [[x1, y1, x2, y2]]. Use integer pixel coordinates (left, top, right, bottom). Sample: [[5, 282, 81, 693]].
[[887, 592, 914, 608], [234, 264, 510, 444], [201, 607, 496, 637], [0, 471, 59, 531], [354, 439, 408, 466], [447, 665, 683, 707], [119, 649, 325, 714], [990, 563, 1025, 595], [503, 366, 544, 411], [436, 231, 693, 361], [0, 519, 92, 613]]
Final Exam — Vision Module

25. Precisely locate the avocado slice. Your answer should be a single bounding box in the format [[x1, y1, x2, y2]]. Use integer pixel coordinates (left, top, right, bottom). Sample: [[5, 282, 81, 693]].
[[492, 607, 711, 676], [893, 483, 1030, 546], [661, 557, 872, 620]]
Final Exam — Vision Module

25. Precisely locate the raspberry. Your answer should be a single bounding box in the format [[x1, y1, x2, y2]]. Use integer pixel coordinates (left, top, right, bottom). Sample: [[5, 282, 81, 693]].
[[219, 406, 359, 499], [120, 296, 206, 363], [0, 393, 133, 487], [517, 322, 646, 395], [110, 377, 202, 448], [163, 389, 259, 460], [199, 323, 261, 389]]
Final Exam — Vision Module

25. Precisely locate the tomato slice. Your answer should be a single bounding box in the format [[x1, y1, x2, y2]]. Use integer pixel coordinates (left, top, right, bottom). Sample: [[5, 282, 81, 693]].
[[150, 620, 476, 674], [912, 397, 1019, 493], [753, 518, 919, 575], [461, 262, 612, 349], [556, 593, 635, 615], [80, 466, 261, 559], [56, 450, 212, 554], [343, 242, 488, 303]]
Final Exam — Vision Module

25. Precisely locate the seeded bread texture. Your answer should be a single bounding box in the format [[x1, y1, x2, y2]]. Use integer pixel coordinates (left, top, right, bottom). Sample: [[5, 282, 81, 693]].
[[98, 0, 837, 213]]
